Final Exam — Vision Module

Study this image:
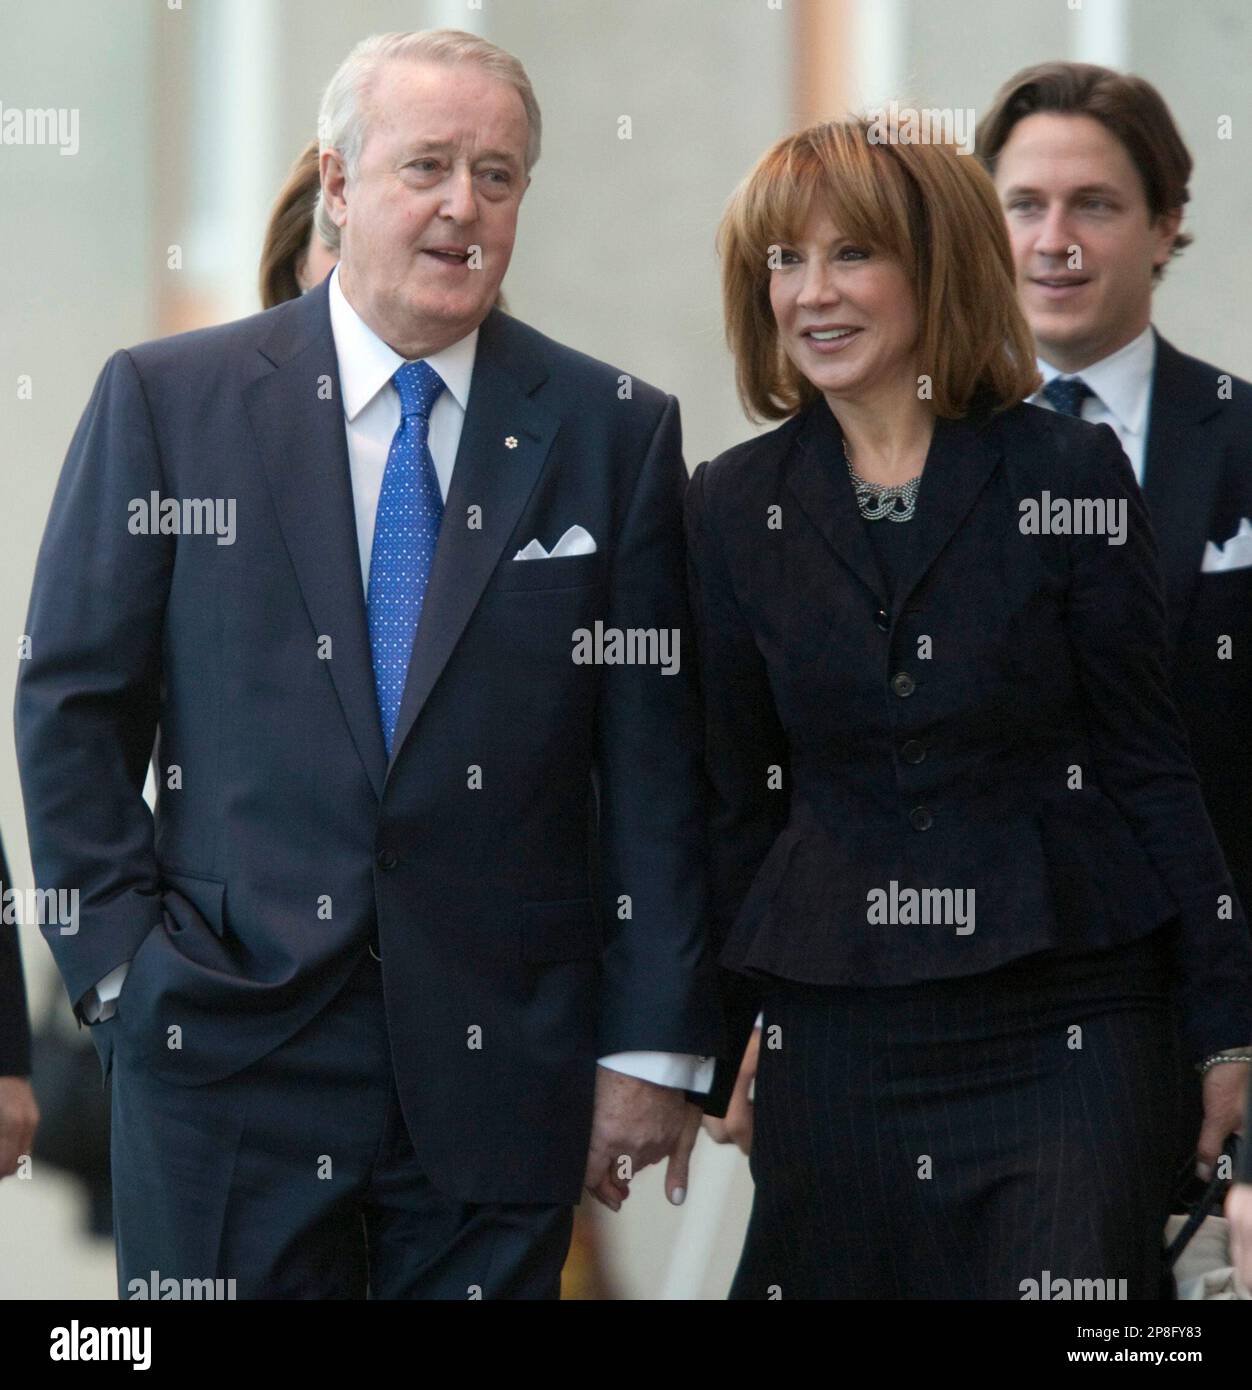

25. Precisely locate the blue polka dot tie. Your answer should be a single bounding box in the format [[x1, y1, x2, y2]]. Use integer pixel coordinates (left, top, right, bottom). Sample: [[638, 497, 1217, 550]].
[[367, 360, 446, 756], [1042, 376, 1093, 418]]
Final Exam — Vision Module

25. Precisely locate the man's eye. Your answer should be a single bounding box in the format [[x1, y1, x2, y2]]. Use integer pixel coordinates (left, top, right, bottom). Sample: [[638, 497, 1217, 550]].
[[1082, 199, 1113, 212], [1008, 199, 1038, 213]]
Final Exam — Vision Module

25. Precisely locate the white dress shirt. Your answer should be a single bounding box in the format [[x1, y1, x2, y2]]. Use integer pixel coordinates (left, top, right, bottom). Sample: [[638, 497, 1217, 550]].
[[1032, 323, 1156, 485], [88, 266, 713, 1095]]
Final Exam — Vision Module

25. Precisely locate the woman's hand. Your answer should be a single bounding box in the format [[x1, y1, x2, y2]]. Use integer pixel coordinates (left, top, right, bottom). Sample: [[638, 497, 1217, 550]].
[[1196, 1062, 1249, 1179], [702, 1025, 760, 1155]]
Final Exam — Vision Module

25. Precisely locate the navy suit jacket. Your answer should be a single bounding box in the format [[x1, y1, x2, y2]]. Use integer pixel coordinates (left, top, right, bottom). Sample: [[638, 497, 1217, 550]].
[[0, 834, 32, 1077], [1142, 333, 1252, 931], [687, 397, 1252, 1115], [14, 278, 719, 1203]]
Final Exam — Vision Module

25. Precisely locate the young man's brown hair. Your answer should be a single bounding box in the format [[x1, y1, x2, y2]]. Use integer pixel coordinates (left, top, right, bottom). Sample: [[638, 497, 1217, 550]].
[[977, 62, 1193, 281]]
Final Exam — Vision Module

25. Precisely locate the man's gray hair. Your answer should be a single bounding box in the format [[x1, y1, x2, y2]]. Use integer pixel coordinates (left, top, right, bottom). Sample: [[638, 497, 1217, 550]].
[[313, 28, 542, 246]]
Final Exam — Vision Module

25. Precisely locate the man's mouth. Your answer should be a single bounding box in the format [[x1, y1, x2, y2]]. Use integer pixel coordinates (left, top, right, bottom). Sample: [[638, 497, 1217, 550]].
[[423, 246, 472, 264], [1030, 275, 1091, 296]]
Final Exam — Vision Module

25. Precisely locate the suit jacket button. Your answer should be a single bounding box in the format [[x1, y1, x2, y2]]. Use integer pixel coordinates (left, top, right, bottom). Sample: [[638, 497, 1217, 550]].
[[891, 672, 916, 697], [875, 608, 890, 631], [901, 739, 926, 764], [376, 849, 398, 870], [909, 806, 934, 831]]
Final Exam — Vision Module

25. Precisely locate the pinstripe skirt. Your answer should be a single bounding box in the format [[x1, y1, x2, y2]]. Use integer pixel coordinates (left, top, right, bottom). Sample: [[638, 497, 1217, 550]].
[[731, 929, 1186, 1300]]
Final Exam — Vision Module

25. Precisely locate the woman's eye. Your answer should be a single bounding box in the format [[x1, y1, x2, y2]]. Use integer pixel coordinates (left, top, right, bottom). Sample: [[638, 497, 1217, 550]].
[[838, 246, 869, 261]]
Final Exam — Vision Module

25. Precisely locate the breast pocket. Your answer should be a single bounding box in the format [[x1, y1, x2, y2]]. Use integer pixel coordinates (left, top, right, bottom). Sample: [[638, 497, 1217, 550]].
[[492, 552, 609, 592]]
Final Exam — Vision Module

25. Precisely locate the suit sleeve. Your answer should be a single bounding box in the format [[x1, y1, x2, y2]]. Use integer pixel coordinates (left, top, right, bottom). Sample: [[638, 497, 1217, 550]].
[[1065, 424, 1252, 1064], [592, 396, 720, 1060], [0, 835, 32, 1077], [684, 461, 790, 1115], [13, 349, 171, 1020]]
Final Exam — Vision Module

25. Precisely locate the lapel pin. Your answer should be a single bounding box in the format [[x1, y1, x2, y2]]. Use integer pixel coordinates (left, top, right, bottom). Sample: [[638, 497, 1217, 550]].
[[504, 435, 518, 449]]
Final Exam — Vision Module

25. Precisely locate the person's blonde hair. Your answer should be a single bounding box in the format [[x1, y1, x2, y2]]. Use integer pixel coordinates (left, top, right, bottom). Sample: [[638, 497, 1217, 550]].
[[719, 115, 1041, 422]]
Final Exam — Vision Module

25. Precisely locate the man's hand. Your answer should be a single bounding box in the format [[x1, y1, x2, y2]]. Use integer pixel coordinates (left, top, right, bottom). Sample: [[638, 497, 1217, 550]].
[[1196, 1062, 1249, 1179], [584, 1065, 702, 1212], [0, 1077, 39, 1179], [703, 1025, 759, 1155]]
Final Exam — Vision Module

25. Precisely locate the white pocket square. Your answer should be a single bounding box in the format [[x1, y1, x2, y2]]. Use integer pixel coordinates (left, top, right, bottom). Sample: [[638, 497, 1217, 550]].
[[1201, 517, 1252, 574], [513, 525, 597, 561]]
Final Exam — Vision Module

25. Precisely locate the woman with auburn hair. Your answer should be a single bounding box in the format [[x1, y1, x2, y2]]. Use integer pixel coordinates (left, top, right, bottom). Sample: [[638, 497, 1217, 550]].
[[688, 115, 1252, 1299], [259, 137, 340, 308]]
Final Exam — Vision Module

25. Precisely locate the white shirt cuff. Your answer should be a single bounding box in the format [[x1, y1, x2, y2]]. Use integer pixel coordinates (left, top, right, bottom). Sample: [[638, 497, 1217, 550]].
[[597, 1050, 715, 1093], [84, 962, 129, 1022]]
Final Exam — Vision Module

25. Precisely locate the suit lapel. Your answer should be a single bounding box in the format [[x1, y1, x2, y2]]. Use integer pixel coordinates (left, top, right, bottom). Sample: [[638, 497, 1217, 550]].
[[785, 400, 1002, 616], [784, 400, 887, 606], [891, 412, 1002, 612], [1141, 331, 1224, 648], [387, 309, 558, 776], [244, 280, 389, 801]]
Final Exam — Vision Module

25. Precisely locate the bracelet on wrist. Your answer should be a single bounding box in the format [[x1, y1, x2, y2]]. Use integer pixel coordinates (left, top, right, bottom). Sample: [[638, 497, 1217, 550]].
[[1197, 1045, 1252, 1076]]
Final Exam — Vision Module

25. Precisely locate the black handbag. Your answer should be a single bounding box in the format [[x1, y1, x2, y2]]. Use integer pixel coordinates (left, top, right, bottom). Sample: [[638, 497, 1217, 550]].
[[1162, 1134, 1241, 1296]]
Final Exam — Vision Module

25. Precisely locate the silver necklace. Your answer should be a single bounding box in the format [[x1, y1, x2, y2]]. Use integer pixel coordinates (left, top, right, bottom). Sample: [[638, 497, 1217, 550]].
[[842, 436, 921, 522]]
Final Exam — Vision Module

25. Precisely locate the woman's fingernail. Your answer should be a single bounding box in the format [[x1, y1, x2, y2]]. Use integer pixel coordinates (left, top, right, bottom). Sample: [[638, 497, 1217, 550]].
[[670, 1187, 686, 1205]]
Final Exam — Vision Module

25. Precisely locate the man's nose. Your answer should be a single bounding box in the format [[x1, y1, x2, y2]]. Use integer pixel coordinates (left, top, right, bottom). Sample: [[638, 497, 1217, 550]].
[[1034, 203, 1077, 260], [440, 166, 478, 223]]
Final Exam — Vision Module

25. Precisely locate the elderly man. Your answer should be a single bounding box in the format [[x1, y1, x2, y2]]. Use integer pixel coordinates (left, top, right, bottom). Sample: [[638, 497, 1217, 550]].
[[16, 29, 717, 1299]]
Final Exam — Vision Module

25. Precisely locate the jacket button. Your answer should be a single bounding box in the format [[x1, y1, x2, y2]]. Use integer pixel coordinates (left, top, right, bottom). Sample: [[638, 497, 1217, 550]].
[[376, 849, 398, 870], [891, 672, 916, 697], [909, 806, 934, 831], [901, 739, 926, 764], [874, 608, 890, 631]]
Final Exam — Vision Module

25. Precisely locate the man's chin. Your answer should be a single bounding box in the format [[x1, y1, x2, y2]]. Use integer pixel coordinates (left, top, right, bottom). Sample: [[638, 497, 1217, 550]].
[[407, 288, 493, 328], [1028, 310, 1099, 360]]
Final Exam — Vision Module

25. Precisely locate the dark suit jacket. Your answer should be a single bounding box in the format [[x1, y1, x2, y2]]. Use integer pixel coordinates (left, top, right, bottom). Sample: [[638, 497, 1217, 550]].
[[1143, 333, 1252, 930], [687, 397, 1252, 1115], [0, 834, 32, 1077], [14, 278, 718, 1203]]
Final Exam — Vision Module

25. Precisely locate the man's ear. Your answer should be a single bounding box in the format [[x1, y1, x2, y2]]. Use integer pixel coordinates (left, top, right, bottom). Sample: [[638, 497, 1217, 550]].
[[320, 149, 349, 227], [1152, 207, 1183, 269]]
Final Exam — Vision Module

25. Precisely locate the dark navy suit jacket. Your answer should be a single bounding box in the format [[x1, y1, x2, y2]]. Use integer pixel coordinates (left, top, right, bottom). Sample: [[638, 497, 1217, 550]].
[[687, 397, 1252, 1115], [0, 834, 32, 1077], [1142, 333, 1252, 935], [14, 278, 718, 1203]]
